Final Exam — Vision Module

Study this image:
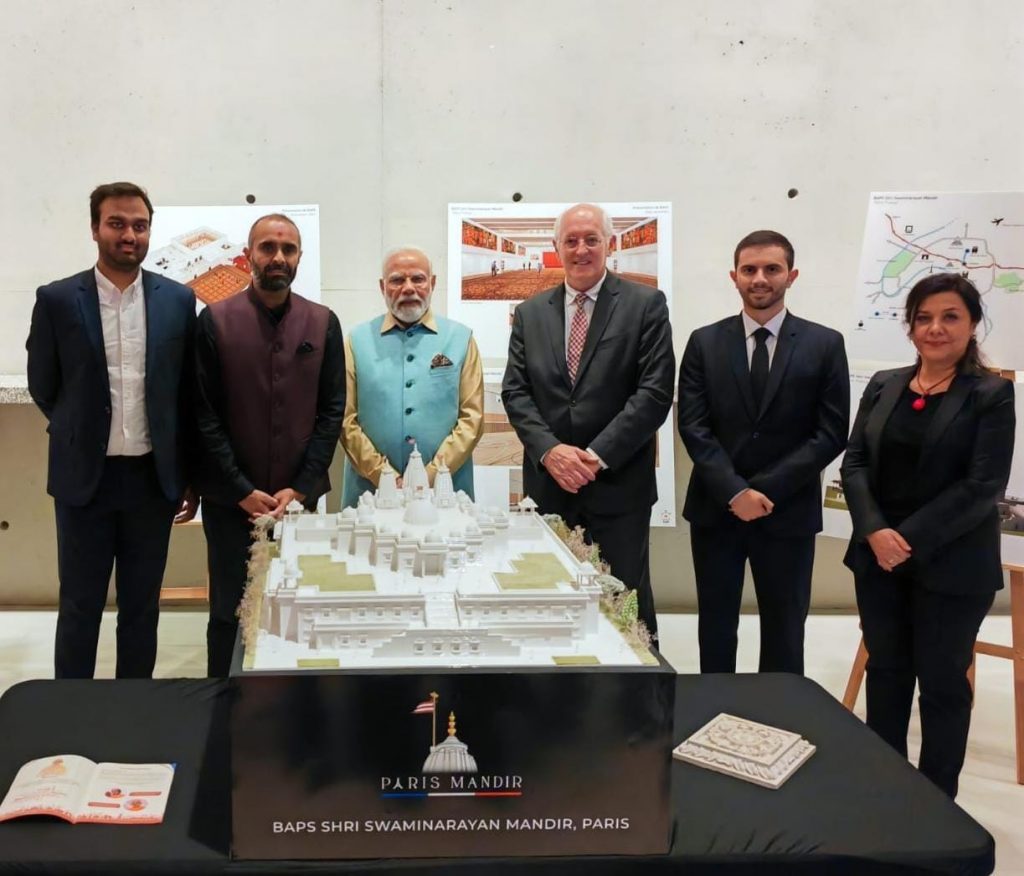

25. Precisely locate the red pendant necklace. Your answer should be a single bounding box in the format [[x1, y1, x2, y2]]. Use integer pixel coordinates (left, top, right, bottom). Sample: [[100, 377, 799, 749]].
[[910, 367, 955, 411]]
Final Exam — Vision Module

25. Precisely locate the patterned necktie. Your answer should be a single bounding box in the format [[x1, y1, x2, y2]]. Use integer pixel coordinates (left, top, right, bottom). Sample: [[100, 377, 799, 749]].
[[750, 326, 771, 409], [566, 292, 590, 383]]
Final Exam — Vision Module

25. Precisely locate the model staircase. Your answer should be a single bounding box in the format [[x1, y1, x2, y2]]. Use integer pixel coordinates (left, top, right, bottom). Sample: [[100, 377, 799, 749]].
[[423, 592, 460, 628]]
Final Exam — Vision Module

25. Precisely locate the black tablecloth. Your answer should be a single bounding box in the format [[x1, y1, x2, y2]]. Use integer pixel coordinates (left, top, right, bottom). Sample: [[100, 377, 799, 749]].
[[0, 674, 994, 875]]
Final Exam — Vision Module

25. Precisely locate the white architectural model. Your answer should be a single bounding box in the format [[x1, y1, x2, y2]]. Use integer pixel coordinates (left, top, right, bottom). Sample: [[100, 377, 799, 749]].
[[245, 447, 650, 670]]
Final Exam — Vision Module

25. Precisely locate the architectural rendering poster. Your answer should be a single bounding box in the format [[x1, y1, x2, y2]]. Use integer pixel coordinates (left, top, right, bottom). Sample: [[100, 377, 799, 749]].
[[142, 204, 322, 306], [446, 202, 675, 526]]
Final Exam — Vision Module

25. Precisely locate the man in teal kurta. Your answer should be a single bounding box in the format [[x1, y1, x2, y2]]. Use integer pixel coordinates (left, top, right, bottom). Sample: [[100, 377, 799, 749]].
[[341, 247, 484, 509]]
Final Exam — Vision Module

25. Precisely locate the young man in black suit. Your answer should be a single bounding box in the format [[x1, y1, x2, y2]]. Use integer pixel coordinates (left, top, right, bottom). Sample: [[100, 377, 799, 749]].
[[678, 230, 849, 673], [26, 182, 198, 679], [502, 203, 675, 638]]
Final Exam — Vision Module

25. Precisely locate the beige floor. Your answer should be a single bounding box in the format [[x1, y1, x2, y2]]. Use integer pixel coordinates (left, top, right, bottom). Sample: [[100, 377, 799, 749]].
[[0, 610, 1021, 872]]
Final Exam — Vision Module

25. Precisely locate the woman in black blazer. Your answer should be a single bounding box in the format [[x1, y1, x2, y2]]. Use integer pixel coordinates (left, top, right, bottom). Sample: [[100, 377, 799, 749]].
[[841, 273, 1015, 798]]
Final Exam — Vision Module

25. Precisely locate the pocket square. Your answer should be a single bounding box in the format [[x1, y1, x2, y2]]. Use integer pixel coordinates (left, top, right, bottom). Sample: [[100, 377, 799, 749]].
[[297, 340, 315, 354], [430, 353, 453, 368]]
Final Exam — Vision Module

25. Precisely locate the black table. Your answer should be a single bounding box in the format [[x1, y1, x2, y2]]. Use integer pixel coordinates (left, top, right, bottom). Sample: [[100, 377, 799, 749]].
[[0, 674, 994, 874]]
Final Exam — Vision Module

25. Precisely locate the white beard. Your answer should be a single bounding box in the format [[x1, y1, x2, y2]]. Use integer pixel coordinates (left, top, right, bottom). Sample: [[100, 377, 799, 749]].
[[389, 295, 430, 324]]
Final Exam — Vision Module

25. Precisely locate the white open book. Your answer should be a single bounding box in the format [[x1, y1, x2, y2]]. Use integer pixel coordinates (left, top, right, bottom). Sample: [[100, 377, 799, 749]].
[[0, 754, 175, 825]]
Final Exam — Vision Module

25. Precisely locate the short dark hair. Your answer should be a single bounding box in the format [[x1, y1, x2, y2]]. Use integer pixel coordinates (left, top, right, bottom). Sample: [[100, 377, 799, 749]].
[[247, 213, 302, 249], [89, 182, 153, 226], [733, 230, 795, 270], [904, 272, 986, 374]]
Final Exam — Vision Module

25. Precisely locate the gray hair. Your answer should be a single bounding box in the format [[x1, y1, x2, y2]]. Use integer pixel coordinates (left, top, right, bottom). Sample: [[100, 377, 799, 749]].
[[552, 203, 613, 242], [381, 246, 433, 278]]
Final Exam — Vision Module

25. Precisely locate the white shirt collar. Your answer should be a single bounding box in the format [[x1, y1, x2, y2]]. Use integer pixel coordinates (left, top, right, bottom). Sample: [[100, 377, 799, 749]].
[[94, 266, 143, 303], [565, 271, 607, 302], [741, 307, 787, 339]]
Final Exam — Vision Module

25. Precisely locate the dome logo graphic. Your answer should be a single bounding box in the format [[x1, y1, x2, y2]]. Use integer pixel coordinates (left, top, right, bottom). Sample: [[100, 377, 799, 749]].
[[379, 692, 524, 798]]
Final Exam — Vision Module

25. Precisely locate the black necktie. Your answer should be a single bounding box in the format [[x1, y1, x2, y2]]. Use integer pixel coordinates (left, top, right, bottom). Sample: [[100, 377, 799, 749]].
[[750, 327, 770, 409]]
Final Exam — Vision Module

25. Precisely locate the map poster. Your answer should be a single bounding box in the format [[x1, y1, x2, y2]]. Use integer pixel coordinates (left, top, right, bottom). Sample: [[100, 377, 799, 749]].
[[446, 202, 675, 526], [849, 192, 1024, 369], [142, 204, 321, 307]]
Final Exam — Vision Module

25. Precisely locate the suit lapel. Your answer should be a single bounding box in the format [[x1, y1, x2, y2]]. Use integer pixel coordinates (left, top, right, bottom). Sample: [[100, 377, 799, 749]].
[[142, 269, 159, 391], [76, 270, 109, 395], [758, 313, 799, 418], [866, 367, 913, 479], [919, 373, 972, 468], [727, 315, 757, 421], [572, 274, 619, 386], [544, 286, 571, 388]]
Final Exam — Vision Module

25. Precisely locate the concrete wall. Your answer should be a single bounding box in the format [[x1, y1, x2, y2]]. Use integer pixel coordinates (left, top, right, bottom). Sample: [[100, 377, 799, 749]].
[[2, 0, 1021, 610]]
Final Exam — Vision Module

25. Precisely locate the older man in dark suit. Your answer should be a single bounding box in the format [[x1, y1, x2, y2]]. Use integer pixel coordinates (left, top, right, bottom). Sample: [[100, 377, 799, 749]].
[[26, 182, 198, 679], [678, 230, 849, 674], [502, 203, 675, 638]]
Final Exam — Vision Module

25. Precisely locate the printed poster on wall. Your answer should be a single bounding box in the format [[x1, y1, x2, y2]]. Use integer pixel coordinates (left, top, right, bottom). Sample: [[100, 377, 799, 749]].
[[142, 204, 321, 307], [446, 202, 675, 527], [849, 191, 1024, 369]]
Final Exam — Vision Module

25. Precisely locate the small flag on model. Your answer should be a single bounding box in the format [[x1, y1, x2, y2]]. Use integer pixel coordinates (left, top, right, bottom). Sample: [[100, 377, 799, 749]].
[[413, 692, 440, 746]]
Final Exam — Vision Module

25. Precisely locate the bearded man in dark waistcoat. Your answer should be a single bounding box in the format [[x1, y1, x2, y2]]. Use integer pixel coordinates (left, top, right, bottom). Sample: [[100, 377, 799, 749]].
[[194, 213, 346, 676]]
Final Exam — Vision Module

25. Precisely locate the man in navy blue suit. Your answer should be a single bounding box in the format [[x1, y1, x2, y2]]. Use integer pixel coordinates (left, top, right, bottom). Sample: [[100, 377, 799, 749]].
[[678, 230, 849, 674], [26, 182, 198, 679]]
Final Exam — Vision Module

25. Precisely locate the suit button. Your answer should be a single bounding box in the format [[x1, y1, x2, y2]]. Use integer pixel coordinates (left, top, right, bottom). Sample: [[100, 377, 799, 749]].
[[406, 380, 413, 388], [404, 435, 412, 442], [272, 342, 283, 353], [752, 431, 760, 438], [407, 354, 414, 362], [405, 407, 413, 415], [406, 330, 414, 338], [569, 400, 577, 408], [104, 406, 111, 415]]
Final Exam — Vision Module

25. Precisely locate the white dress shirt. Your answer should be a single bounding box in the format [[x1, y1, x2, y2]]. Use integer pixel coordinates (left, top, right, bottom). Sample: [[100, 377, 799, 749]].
[[563, 271, 606, 356], [95, 267, 151, 456], [741, 307, 787, 369]]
